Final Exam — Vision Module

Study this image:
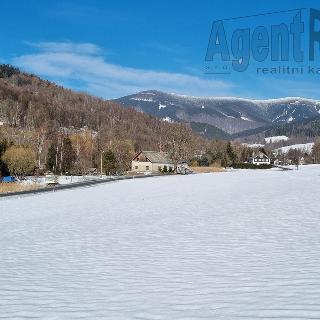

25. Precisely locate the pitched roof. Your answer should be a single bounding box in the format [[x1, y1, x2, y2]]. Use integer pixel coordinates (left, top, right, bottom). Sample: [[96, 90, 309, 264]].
[[253, 152, 269, 159], [135, 151, 174, 164]]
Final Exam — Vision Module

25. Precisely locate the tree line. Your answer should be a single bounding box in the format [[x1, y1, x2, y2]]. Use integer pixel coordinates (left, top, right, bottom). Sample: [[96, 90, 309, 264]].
[[0, 65, 203, 176], [0, 64, 319, 177]]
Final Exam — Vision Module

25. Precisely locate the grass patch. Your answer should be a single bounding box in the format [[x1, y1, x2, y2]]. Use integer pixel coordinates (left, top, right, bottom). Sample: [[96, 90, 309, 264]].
[[190, 166, 225, 173], [0, 183, 42, 194]]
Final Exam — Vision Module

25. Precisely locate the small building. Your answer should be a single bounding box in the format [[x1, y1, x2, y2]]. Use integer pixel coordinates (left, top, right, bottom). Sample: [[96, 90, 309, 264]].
[[248, 151, 271, 166], [299, 157, 306, 165], [132, 151, 174, 173]]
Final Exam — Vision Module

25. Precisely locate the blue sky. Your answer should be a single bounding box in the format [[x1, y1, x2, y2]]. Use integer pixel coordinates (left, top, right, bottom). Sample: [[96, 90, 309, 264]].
[[1, 0, 319, 99]]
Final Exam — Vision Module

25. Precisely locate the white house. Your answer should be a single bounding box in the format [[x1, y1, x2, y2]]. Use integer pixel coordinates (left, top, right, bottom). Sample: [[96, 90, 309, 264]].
[[249, 151, 271, 166], [132, 151, 174, 173]]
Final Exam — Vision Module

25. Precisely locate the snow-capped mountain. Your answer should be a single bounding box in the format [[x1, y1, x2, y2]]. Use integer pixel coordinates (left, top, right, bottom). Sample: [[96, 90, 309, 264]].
[[114, 90, 320, 135]]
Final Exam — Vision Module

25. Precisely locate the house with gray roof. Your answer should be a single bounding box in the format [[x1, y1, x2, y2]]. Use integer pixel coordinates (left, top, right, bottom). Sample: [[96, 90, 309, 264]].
[[248, 151, 271, 166], [132, 151, 174, 173]]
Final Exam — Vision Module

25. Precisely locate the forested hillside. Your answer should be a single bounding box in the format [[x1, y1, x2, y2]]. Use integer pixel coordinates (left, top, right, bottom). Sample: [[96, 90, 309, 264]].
[[234, 117, 320, 143], [0, 64, 207, 175], [0, 64, 194, 149]]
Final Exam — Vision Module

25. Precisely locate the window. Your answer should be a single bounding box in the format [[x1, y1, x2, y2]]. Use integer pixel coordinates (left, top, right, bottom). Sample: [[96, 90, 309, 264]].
[[146, 166, 149, 170], [135, 166, 138, 170]]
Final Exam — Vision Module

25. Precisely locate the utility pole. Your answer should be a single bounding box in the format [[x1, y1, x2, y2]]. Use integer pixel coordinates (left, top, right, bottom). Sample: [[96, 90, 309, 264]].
[[100, 150, 105, 177]]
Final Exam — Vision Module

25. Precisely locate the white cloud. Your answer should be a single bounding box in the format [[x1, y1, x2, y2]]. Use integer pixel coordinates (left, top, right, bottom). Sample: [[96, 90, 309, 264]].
[[13, 41, 234, 99], [24, 41, 103, 55]]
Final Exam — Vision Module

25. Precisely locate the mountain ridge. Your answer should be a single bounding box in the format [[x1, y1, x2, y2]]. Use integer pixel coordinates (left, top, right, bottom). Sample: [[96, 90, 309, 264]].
[[114, 90, 320, 137]]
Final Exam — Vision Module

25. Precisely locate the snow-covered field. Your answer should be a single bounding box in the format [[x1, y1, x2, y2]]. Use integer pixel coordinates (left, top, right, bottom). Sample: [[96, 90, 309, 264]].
[[1, 166, 320, 319], [274, 142, 315, 155], [21, 175, 109, 186], [265, 135, 289, 144]]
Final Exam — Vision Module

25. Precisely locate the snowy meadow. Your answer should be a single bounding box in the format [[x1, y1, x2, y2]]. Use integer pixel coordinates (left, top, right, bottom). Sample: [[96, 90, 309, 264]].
[[1, 166, 320, 319]]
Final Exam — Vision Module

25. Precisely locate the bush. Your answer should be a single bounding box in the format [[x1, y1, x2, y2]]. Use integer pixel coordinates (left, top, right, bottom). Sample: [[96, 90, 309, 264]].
[[232, 163, 273, 169], [199, 156, 210, 167], [2, 145, 36, 176], [163, 165, 168, 173], [190, 159, 198, 167]]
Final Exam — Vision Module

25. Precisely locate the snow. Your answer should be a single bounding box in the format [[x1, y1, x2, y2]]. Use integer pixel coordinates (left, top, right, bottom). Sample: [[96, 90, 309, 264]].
[[274, 142, 315, 155], [21, 175, 106, 186], [1, 166, 320, 319], [158, 103, 167, 110], [253, 97, 320, 105], [130, 97, 154, 102], [243, 143, 264, 148], [219, 110, 235, 118], [162, 117, 174, 123], [168, 92, 320, 106], [265, 136, 289, 144], [240, 116, 252, 121], [287, 116, 294, 123]]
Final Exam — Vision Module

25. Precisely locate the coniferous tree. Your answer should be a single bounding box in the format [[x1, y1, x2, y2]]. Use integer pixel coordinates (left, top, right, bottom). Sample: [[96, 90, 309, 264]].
[[226, 142, 237, 165], [199, 156, 209, 167], [103, 150, 117, 175], [0, 64, 20, 78], [46, 144, 57, 172], [61, 137, 75, 173]]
